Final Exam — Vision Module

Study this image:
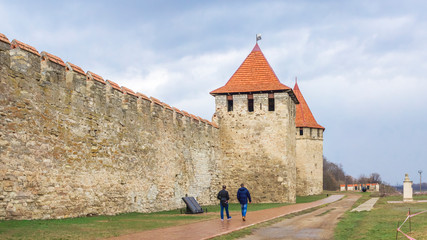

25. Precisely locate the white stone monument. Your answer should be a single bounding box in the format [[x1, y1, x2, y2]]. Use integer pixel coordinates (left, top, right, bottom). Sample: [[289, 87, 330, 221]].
[[375, 183, 380, 192], [403, 173, 413, 202]]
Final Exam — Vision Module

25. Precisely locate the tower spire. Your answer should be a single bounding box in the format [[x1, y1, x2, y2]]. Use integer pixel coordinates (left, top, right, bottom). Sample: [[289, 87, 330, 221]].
[[210, 42, 292, 95], [293, 82, 324, 129]]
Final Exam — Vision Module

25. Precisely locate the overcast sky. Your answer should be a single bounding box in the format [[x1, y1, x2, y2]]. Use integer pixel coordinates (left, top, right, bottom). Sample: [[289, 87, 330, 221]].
[[1, 0, 426, 185]]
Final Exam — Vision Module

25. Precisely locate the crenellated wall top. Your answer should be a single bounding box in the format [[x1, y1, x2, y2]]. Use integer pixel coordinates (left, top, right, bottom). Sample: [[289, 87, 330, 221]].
[[41, 51, 66, 67], [1, 32, 218, 129]]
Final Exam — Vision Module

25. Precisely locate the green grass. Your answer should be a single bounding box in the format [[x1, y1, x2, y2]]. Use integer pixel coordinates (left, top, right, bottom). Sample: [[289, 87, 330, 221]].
[[296, 193, 330, 203], [0, 212, 215, 240], [350, 192, 373, 208], [385, 194, 427, 201], [0, 194, 328, 240], [335, 194, 427, 240]]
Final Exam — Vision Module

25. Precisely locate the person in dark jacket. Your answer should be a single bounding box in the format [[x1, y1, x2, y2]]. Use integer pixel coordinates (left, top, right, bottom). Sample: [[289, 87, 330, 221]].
[[217, 185, 231, 220], [237, 183, 251, 221]]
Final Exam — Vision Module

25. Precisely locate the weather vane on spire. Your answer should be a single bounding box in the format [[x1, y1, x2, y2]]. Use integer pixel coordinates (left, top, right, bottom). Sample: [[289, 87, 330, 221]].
[[256, 33, 262, 42]]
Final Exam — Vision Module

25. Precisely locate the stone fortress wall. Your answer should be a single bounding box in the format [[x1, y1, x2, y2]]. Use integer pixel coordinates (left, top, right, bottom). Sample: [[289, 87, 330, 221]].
[[0, 33, 324, 220], [295, 127, 323, 196], [0, 34, 220, 220]]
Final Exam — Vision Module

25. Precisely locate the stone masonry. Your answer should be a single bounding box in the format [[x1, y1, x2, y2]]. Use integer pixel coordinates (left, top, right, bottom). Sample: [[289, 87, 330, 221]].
[[0, 35, 220, 220], [214, 93, 297, 203], [0, 33, 325, 220], [295, 127, 323, 195]]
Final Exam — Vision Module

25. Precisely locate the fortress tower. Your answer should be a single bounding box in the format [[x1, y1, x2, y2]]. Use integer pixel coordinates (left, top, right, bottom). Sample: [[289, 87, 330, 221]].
[[293, 81, 324, 196], [210, 43, 299, 203]]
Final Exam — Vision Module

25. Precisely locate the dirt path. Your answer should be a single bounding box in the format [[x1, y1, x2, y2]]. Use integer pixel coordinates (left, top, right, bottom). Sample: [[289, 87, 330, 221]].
[[106, 195, 344, 240], [237, 194, 360, 240]]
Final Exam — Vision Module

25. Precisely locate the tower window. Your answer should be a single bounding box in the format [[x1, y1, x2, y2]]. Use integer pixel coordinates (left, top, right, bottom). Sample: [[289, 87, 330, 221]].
[[248, 94, 254, 112], [268, 93, 275, 111], [227, 95, 233, 112], [300, 128, 303, 136]]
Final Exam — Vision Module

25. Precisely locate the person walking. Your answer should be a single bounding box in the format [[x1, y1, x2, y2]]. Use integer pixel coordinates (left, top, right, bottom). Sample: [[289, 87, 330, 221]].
[[217, 185, 231, 221], [237, 183, 251, 221]]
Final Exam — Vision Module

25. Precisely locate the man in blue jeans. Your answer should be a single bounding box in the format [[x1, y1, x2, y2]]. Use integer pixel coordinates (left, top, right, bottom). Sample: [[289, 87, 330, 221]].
[[217, 185, 231, 220], [237, 183, 251, 221]]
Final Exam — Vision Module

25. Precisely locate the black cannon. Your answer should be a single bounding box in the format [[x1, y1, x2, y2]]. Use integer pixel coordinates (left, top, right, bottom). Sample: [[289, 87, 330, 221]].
[[182, 197, 204, 214]]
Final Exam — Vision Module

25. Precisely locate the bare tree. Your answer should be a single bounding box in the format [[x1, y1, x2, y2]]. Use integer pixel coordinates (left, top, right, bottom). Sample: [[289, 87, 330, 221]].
[[369, 173, 382, 184], [322, 156, 386, 192], [323, 156, 346, 190], [345, 175, 354, 185], [358, 174, 368, 184]]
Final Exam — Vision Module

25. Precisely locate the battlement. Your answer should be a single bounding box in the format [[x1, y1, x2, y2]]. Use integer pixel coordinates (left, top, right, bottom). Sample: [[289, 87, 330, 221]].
[[296, 127, 324, 140], [214, 91, 296, 118], [0, 33, 218, 130]]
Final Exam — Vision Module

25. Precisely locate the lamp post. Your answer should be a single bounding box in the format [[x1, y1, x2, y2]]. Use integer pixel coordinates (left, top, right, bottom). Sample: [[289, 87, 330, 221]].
[[418, 170, 423, 193]]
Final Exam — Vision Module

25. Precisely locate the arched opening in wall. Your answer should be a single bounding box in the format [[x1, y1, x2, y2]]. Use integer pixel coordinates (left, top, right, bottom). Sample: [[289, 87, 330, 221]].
[[134, 196, 137, 203], [268, 93, 275, 111], [227, 95, 233, 112], [300, 128, 303, 136], [248, 94, 254, 112]]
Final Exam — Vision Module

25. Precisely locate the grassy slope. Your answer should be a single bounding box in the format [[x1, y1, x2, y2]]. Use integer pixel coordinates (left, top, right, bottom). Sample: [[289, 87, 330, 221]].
[[0, 194, 328, 240], [335, 194, 427, 240], [0, 212, 215, 240]]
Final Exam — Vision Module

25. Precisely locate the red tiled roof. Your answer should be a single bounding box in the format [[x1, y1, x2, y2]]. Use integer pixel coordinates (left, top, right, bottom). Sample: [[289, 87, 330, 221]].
[[106, 80, 122, 92], [294, 82, 324, 130], [150, 97, 163, 106], [190, 114, 200, 121], [11, 39, 40, 56], [136, 92, 150, 101], [87, 71, 105, 84], [172, 107, 183, 115], [181, 110, 191, 117], [66, 62, 86, 75], [210, 121, 219, 128], [162, 102, 173, 111], [0, 33, 10, 44], [210, 43, 291, 95], [122, 86, 137, 96], [41, 51, 65, 67]]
